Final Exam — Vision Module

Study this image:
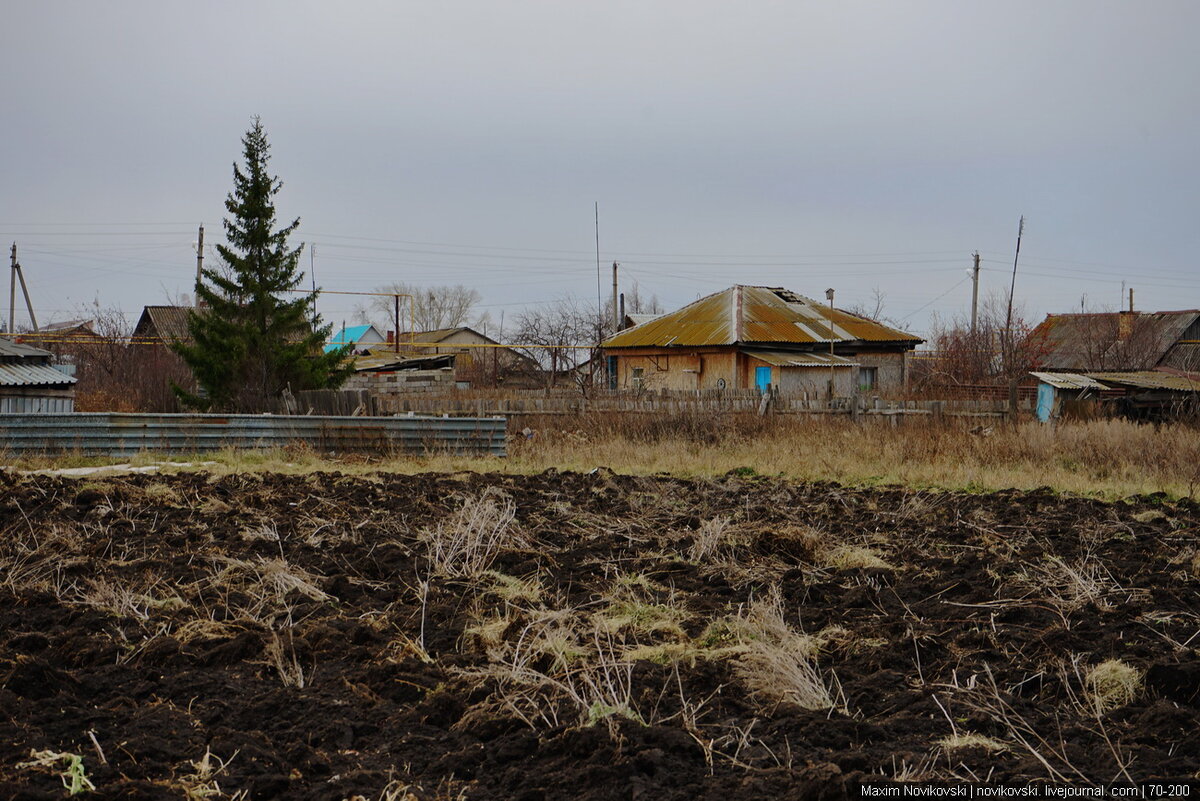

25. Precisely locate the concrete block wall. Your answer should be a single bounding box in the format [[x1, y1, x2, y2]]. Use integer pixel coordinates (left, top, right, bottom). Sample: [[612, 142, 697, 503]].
[[344, 369, 459, 395]]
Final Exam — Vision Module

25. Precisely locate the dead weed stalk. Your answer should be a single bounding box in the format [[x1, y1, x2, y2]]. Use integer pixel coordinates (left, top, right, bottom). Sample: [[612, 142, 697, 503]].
[[422, 488, 524, 579]]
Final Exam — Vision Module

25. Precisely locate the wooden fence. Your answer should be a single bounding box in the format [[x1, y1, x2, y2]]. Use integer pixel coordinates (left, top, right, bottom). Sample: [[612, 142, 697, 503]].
[[327, 388, 1027, 419]]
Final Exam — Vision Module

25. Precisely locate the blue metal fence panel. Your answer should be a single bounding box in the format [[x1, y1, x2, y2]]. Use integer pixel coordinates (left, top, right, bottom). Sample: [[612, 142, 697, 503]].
[[0, 413, 507, 457]]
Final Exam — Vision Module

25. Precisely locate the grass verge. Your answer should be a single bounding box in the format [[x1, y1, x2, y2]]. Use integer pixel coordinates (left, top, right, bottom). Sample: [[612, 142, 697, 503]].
[[6, 415, 1200, 499]]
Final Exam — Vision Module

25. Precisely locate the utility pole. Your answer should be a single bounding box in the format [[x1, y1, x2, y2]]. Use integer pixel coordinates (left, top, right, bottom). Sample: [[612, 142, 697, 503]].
[[1129, 287, 1134, 313], [8, 242, 15, 336], [309, 244, 318, 326], [970, 251, 980, 335], [394, 293, 400, 353], [8, 243, 37, 333], [1004, 216, 1025, 361], [16, 260, 37, 332], [195, 224, 205, 306], [825, 287, 836, 401], [594, 202, 602, 334], [1005, 216, 1025, 425], [611, 262, 619, 332]]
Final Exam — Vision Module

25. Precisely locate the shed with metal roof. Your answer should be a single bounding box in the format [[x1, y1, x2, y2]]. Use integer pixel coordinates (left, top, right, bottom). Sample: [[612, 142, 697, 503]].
[[1031, 369, 1200, 422], [0, 337, 77, 413]]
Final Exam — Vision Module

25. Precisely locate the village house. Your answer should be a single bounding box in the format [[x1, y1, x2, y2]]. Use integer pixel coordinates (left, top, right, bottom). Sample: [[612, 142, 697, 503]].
[[325, 324, 386, 354], [392, 326, 538, 381], [1030, 308, 1200, 373], [133, 305, 193, 344], [602, 285, 922, 395], [343, 326, 540, 393]]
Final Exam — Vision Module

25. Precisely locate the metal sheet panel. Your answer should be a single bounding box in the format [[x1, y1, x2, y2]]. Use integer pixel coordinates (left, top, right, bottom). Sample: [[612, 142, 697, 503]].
[[604, 285, 922, 349], [1085, 371, 1200, 391], [0, 413, 506, 457], [1030, 372, 1107, 390], [1030, 310, 1200, 371], [0, 364, 78, 386], [0, 396, 75, 414], [0, 337, 54, 358], [747, 350, 859, 367]]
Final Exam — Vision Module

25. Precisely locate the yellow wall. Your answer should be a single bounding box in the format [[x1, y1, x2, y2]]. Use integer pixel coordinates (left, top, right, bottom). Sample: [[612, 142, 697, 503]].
[[613, 348, 740, 390], [612, 348, 909, 393]]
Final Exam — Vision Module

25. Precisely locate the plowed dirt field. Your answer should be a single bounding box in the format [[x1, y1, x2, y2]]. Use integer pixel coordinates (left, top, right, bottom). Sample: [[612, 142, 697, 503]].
[[2, 469, 1198, 799]]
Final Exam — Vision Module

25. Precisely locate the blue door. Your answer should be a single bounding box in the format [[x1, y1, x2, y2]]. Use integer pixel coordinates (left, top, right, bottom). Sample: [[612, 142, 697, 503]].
[[1036, 383, 1055, 422], [755, 366, 772, 393]]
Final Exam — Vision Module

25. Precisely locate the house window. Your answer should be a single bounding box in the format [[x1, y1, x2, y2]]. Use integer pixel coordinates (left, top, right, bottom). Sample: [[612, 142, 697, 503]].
[[859, 367, 877, 391], [631, 367, 644, 389]]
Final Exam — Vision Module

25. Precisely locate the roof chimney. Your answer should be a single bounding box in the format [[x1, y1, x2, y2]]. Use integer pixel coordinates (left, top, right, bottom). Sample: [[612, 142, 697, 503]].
[[1118, 310, 1135, 340]]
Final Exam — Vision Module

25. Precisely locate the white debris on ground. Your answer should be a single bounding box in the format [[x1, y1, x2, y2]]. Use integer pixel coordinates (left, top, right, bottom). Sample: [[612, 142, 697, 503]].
[[13, 461, 220, 477]]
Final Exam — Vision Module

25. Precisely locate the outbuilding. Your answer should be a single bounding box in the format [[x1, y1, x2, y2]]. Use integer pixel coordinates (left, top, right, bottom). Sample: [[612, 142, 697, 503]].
[[0, 337, 77, 413]]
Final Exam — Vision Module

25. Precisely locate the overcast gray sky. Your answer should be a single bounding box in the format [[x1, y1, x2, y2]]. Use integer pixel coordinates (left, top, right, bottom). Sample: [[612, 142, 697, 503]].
[[2, 1, 1197, 338]]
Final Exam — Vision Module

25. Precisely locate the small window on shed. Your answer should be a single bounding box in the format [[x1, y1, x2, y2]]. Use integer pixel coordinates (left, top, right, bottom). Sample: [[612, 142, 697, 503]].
[[859, 367, 877, 391], [631, 367, 645, 389]]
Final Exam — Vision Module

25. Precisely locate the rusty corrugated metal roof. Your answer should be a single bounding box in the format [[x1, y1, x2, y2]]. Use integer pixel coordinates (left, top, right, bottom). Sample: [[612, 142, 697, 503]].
[[0, 337, 54, 359], [603, 286, 922, 349], [1085, 371, 1200, 391], [1031, 310, 1200, 371]]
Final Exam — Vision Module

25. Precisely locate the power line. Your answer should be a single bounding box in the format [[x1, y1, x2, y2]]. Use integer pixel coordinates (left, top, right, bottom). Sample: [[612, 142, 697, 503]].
[[898, 277, 971, 323]]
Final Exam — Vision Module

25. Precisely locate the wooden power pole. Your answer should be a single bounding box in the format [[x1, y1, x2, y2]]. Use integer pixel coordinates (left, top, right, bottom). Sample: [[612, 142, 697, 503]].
[[195, 224, 205, 306], [611, 262, 619, 332], [8, 243, 38, 333], [8, 242, 15, 335], [970, 251, 980, 335]]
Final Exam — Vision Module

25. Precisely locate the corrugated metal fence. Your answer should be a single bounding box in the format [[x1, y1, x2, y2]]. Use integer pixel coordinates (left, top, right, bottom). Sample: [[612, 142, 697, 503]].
[[0, 395, 75, 414], [0, 413, 507, 458]]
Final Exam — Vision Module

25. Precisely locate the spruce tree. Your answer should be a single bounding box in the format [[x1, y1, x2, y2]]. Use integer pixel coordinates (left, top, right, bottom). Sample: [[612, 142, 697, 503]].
[[174, 118, 351, 411]]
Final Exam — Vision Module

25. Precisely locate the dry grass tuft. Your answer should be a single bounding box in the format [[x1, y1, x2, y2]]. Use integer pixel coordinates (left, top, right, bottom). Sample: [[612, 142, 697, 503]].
[[263, 631, 307, 689], [938, 732, 1010, 753], [1014, 553, 1134, 613], [177, 747, 246, 800], [687, 516, 734, 562], [729, 591, 837, 711], [821, 544, 892, 570], [1086, 659, 1142, 714], [483, 570, 543, 604], [596, 599, 688, 639], [203, 556, 330, 623]]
